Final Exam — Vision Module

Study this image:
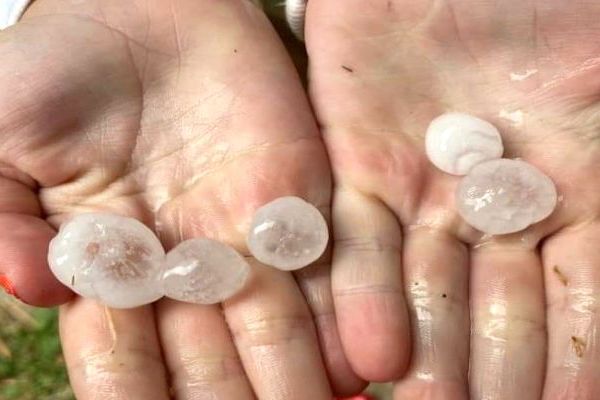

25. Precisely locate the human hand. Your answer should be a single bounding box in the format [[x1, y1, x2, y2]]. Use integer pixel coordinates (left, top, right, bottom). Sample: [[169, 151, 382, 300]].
[[0, 0, 363, 397], [306, 0, 600, 398]]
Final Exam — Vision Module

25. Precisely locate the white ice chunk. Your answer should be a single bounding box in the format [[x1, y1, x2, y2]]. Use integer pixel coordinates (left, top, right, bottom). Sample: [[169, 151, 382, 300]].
[[456, 159, 557, 235], [247, 196, 329, 271], [161, 238, 250, 304], [48, 213, 165, 308], [426, 112, 504, 175]]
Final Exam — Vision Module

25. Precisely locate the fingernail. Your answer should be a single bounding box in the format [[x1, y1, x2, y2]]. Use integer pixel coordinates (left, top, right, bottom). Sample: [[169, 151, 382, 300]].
[[0, 274, 17, 297]]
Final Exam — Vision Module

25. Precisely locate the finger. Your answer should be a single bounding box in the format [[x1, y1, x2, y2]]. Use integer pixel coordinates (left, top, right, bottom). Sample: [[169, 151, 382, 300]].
[[393, 228, 469, 399], [60, 299, 170, 400], [331, 187, 411, 381], [296, 262, 368, 396], [156, 299, 255, 400], [159, 188, 334, 400], [0, 174, 72, 306], [469, 243, 546, 400], [542, 221, 600, 399], [224, 259, 333, 400]]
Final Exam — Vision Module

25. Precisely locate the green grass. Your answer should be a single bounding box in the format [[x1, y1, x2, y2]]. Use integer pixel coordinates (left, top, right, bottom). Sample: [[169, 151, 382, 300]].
[[0, 297, 73, 400]]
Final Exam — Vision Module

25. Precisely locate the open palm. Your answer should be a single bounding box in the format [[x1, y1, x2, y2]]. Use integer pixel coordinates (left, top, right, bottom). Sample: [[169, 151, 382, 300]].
[[307, 1, 600, 398], [0, 0, 353, 398]]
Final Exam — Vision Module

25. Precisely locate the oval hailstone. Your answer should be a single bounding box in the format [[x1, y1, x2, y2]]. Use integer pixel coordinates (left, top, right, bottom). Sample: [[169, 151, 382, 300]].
[[48, 213, 165, 308], [161, 238, 250, 304], [247, 196, 329, 271], [426, 112, 504, 175], [456, 159, 557, 235]]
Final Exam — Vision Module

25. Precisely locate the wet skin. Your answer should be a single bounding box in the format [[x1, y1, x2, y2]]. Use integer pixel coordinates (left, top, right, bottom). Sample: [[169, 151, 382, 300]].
[[306, 0, 600, 398], [0, 0, 363, 398]]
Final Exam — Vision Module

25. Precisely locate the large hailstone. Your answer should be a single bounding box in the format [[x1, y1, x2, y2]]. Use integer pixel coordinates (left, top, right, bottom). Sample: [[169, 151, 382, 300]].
[[161, 238, 250, 304], [48, 213, 165, 309], [426, 112, 504, 175], [456, 159, 557, 235], [247, 196, 329, 271]]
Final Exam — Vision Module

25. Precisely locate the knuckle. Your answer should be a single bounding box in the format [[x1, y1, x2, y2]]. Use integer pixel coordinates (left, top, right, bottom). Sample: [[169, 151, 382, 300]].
[[335, 235, 400, 253], [229, 313, 316, 348], [170, 353, 245, 389]]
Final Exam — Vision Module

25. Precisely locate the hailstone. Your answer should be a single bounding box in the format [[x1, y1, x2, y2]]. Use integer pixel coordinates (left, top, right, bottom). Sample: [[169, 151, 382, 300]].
[[161, 238, 250, 304], [456, 159, 557, 235], [426, 112, 504, 175], [247, 196, 329, 271], [48, 213, 165, 308]]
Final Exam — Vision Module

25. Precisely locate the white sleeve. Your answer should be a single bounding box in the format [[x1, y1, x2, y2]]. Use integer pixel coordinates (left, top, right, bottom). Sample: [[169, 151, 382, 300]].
[[285, 0, 307, 41], [0, 0, 32, 30]]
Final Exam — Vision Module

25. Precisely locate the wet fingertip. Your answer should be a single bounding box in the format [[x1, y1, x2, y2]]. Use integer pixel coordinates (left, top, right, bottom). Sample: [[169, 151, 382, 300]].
[[331, 378, 369, 398], [351, 343, 411, 382], [342, 320, 411, 382], [336, 293, 412, 382]]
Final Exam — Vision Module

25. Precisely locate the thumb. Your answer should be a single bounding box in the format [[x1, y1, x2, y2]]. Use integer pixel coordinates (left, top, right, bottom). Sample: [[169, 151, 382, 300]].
[[0, 175, 72, 306]]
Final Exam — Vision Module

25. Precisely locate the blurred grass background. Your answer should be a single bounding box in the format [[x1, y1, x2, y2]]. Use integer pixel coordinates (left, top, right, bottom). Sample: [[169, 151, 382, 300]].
[[0, 293, 73, 400]]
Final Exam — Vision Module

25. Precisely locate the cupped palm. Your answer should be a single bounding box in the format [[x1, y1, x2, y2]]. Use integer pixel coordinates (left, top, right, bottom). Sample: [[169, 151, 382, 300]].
[[307, 1, 600, 398], [0, 0, 357, 398]]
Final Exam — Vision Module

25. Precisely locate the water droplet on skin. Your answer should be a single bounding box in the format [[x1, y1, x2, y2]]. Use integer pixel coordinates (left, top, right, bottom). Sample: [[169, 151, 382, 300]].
[[498, 109, 525, 127], [510, 69, 538, 81]]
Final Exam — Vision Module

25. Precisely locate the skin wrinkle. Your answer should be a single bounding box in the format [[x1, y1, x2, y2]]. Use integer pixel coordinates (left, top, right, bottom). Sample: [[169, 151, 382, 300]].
[[42, 13, 175, 58], [334, 235, 401, 253], [333, 284, 403, 296], [168, 0, 183, 84], [71, 349, 165, 384], [444, 0, 480, 69], [171, 354, 245, 385], [248, 346, 295, 400], [229, 314, 315, 348], [44, 121, 320, 219], [0, 162, 37, 188]]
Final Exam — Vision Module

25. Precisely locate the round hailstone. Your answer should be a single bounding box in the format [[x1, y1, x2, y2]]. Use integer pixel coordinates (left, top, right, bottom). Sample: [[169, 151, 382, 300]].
[[161, 238, 250, 305], [456, 159, 557, 235], [247, 196, 329, 271], [426, 112, 504, 175], [48, 213, 165, 309]]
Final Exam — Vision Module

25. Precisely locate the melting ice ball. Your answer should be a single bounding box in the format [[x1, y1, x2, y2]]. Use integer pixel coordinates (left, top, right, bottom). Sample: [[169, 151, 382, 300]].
[[247, 196, 329, 271], [426, 112, 504, 175], [456, 159, 557, 235], [161, 238, 250, 304], [48, 213, 165, 309]]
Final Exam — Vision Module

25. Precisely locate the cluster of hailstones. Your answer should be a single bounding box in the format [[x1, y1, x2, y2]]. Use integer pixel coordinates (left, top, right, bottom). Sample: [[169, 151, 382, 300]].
[[426, 112, 558, 235], [48, 197, 328, 309]]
